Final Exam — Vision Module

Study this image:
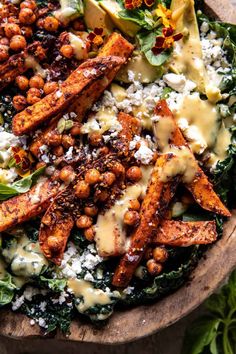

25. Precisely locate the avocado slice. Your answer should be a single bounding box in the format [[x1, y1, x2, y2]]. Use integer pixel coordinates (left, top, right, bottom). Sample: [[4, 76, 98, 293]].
[[54, 0, 84, 24], [100, 0, 140, 37], [84, 0, 114, 34], [116, 53, 162, 83]]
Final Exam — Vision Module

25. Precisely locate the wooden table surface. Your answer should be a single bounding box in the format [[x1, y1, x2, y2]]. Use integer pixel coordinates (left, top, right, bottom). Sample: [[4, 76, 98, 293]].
[[1, 1, 236, 353]]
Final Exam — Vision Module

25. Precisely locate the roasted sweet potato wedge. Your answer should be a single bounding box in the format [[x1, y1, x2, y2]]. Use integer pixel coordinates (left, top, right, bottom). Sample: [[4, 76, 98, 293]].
[[154, 220, 217, 246], [30, 33, 134, 157], [13, 56, 125, 136], [154, 100, 231, 217], [112, 153, 180, 287], [0, 178, 62, 232]]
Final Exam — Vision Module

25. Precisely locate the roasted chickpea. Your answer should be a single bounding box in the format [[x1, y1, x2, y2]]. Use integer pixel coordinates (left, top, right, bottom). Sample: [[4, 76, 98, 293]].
[[35, 44, 46, 60], [19, 8, 36, 25], [76, 215, 93, 229], [126, 166, 142, 182], [84, 205, 98, 217], [53, 145, 64, 157], [47, 132, 62, 147], [84, 226, 95, 242], [84, 168, 101, 185], [36, 161, 46, 170], [59, 166, 76, 184], [10, 35, 27, 51], [4, 23, 21, 38], [29, 74, 44, 89], [36, 18, 45, 29], [101, 171, 116, 186], [129, 199, 141, 211], [0, 38, 9, 46], [8, 16, 18, 24], [47, 235, 63, 253], [43, 81, 58, 95], [15, 75, 29, 91], [110, 161, 125, 177], [75, 180, 90, 199], [62, 135, 75, 148], [12, 95, 27, 111], [0, 45, 9, 62], [153, 247, 168, 263], [21, 26, 33, 38], [26, 87, 41, 105], [44, 16, 59, 32], [123, 210, 140, 226], [89, 132, 102, 147], [60, 44, 74, 59], [146, 259, 163, 276], [20, 0, 37, 10], [95, 189, 109, 202], [70, 124, 81, 136], [99, 146, 109, 155]]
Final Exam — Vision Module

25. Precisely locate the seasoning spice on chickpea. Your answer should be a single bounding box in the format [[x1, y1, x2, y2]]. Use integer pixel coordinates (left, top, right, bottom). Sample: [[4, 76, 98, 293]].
[[89, 132, 102, 147], [95, 189, 109, 202], [36, 18, 45, 29], [20, 0, 37, 10], [85, 168, 101, 185], [0, 45, 9, 62], [129, 199, 141, 211], [59, 166, 76, 184], [53, 145, 64, 157], [84, 226, 95, 241], [60, 44, 74, 59], [44, 16, 59, 32], [19, 8, 36, 24], [12, 95, 27, 111], [29, 75, 44, 89], [76, 215, 93, 229], [62, 135, 75, 148], [43, 81, 58, 95], [26, 87, 41, 105], [123, 210, 140, 226], [110, 161, 125, 177], [15, 75, 29, 91], [153, 247, 168, 263], [47, 235, 63, 253], [75, 180, 90, 199], [146, 259, 163, 276], [21, 26, 33, 38], [10, 35, 27, 51], [47, 132, 62, 147], [70, 124, 81, 136], [101, 171, 116, 186], [126, 166, 142, 182], [84, 205, 98, 217], [4, 23, 21, 38]]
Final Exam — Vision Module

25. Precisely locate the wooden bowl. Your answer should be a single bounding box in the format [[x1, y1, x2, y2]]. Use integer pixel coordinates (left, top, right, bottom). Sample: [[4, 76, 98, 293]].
[[0, 0, 236, 344]]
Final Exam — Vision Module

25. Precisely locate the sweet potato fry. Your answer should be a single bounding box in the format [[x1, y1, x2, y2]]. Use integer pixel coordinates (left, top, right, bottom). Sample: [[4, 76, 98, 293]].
[[0, 178, 62, 232], [154, 100, 231, 217], [30, 33, 134, 157], [112, 153, 180, 287], [13, 55, 125, 136], [153, 220, 217, 246]]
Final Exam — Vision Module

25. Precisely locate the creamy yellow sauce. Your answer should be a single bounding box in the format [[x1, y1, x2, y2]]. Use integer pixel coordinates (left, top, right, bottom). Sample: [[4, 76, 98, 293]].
[[81, 107, 119, 135], [68, 33, 87, 60], [95, 166, 153, 257], [67, 278, 112, 312], [153, 115, 175, 151]]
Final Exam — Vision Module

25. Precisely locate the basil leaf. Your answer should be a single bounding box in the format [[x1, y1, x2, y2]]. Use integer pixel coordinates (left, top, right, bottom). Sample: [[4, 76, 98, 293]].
[[0, 167, 45, 201], [209, 335, 219, 354]]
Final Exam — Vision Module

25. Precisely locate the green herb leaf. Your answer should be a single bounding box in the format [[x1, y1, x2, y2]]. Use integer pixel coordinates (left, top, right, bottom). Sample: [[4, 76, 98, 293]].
[[40, 276, 67, 292], [118, 9, 155, 30], [0, 272, 16, 307], [206, 293, 227, 318]]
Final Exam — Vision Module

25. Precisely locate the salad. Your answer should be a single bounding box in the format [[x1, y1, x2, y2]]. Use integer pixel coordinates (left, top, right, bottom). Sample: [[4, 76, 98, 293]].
[[0, 0, 235, 334]]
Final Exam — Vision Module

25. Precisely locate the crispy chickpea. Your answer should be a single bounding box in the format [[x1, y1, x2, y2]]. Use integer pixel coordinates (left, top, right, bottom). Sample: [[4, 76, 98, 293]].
[[75, 180, 90, 199], [153, 247, 168, 263], [15, 75, 29, 91], [20, 0, 37, 10], [129, 199, 140, 211], [146, 259, 163, 276], [4, 23, 21, 38], [76, 215, 93, 229], [8, 17, 18, 24], [19, 8, 36, 25], [0, 45, 9, 62], [123, 210, 140, 226], [126, 166, 142, 182], [84, 226, 95, 242], [12, 95, 27, 111], [70, 124, 81, 136], [36, 161, 46, 170], [89, 132, 102, 147], [144, 247, 153, 260], [84, 205, 98, 217], [62, 135, 75, 148], [26, 87, 41, 105], [53, 145, 64, 157], [110, 161, 125, 177], [101, 171, 116, 187], [95, 189, 109, 202], [29, 75, 44, 89], [43, 81, 58, 95], [0, 38, 9, 46], [36, 18, 45, 29], [21, 26, 33, 38], [10, 35, 27, 51], [85, 168, 101, 185], [44, 16, 59, 32], [48, 132, 61, 147], [35, 44, 46, 60], [99, 146, 109, 155], [47, 235, 63, 253], [60, 44, 74, 59], [59, 166, 76, 184]]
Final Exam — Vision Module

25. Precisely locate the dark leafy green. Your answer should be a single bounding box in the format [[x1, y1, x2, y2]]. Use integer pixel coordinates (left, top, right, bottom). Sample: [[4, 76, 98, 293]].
[[40, 276, 67, 292], [0, 272, 17, 307]]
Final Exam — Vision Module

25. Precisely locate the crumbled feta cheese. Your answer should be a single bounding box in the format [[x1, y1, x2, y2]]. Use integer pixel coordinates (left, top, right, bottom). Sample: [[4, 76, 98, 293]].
[[163, 74, 196, 93], [134, 144, 154, 165], [55, 90, 62, 98], [65, 146, 73, 161], [12, 295, 24, 311]]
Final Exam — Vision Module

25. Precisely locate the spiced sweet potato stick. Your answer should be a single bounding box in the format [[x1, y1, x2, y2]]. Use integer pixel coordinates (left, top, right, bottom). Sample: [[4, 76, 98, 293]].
[[154, 100, 231, 217], [30, 33, 134, 157], [112, 154, 180, 287], [12, 55, 125, 135], [153, 220, 217, 246]]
